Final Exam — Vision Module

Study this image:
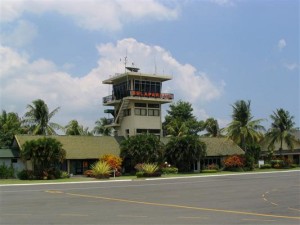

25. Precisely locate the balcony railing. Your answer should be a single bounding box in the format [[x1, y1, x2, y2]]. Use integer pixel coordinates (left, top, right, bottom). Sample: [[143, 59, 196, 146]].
[[103, 91, 174, 104]]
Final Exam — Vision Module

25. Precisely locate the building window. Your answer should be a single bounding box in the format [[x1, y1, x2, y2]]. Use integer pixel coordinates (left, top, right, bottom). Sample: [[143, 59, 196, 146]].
[[148, 109, 159, 116], [123, 109, 131, 117], [134, 108, 147, 116], [148, 103, 160, 108], [148, 129, 161, 134], [136, 129, 147, 134], [11, 158, 17, 163], [135, 103, 146, 107], [134, 108, 140, 115]]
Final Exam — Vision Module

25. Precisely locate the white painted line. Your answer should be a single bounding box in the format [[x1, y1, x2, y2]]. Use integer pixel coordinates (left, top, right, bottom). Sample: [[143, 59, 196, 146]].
[[146, 170, 300, 181]]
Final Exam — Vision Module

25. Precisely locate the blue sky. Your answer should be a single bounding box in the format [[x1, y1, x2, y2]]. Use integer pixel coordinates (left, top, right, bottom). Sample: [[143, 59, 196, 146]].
[[0, 0, 299, 131]]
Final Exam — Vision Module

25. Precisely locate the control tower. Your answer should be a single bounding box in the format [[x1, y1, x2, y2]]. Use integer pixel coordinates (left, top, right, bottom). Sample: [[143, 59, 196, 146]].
[[102, 66, 173, 137]]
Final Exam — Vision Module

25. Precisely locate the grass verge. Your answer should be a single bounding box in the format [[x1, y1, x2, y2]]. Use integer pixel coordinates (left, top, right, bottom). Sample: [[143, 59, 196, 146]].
[[0, 168, 299, 185]]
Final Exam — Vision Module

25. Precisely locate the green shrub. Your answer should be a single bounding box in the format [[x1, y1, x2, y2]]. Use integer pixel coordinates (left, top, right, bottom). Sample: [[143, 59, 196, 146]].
[[290, 164, 298, 168], [201, 169, 218, 173], [47, 168, 61, 179], [17, 169, 35, 180], [91, 161, 112, 179], [260, 164, 272, 169], [60, 171, 70, 179], [135, 163, 161, 177], [226, 167, 244, 172], [205, 163, 219, 170], [0, 163, 15, 179], [270, 160, 284, 168], [136, 171, 145, 178], [142, 163, 159, 174], [161, 167, 178, 174]]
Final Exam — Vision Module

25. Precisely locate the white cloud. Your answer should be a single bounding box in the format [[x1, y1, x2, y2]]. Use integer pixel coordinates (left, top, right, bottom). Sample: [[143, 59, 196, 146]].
[[0, 38, 223, 129], [284, 63, 299, 71], [278, 38, 286, 51], [0, 20, 38, 47], [0, 0, 179, 31], [210, 0, 235, 6]]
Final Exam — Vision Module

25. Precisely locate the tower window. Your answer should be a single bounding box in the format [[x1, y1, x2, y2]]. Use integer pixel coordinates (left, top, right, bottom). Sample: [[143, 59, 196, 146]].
[[135, 103, 146, 107]]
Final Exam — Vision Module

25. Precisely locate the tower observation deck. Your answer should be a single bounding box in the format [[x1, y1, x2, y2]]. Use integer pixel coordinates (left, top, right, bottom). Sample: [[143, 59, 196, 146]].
[[102, 66, 174, 137]]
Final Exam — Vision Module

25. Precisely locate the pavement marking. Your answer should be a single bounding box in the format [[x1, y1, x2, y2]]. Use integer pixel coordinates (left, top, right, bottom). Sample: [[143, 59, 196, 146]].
[[117, 215, 148, 218], [178, 216, 209, 220], [242, 218, 276, 222], [1, 213, 32, 216], [60, 213, 88, 217], [64, 192, 300, 220], [45, 190, 63, 194], [270, 202, 278, 206], [289, 207, 300, 212]]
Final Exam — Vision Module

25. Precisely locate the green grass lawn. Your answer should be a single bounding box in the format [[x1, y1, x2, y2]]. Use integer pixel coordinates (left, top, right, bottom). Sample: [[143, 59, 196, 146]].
[[1, 168, 299, 185]]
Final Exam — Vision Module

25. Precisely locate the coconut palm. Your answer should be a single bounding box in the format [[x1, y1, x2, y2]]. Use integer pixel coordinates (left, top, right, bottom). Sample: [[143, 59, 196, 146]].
[[165, 135, 206, 172], [93, 117, 113, 136], [166, 119, 189, 137], [65, 120, 91, 135], [203, 118, 221, 137], [0, 110, 25, 147], [223, 100, 265, 151], [266, 108, 297, 155], [23, 99, 62, 135]]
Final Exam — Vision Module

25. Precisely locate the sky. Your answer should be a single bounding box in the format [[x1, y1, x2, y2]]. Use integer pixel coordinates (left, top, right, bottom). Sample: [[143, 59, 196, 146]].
[[0, 0, 299, 132]]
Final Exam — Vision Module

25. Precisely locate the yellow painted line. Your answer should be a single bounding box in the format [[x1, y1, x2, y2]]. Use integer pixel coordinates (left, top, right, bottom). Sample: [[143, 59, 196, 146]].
[[65, 192, 300, 220], [45, 190, 63, 194], [242, 218, 276, 222], [270, 202, 278, 206]]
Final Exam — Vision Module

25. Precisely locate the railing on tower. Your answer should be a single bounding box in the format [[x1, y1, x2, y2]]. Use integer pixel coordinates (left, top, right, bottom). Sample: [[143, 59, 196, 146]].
[[103, 91, 174, 104]]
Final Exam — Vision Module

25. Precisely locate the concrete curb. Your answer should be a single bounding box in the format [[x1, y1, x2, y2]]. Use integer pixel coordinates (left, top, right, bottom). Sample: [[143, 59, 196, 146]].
[[1, 170, 299, 187]]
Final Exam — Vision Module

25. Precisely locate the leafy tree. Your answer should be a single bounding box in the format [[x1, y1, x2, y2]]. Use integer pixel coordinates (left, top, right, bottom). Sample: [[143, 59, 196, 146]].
[[266, 108, 297, 155], [223, 100, 265, 152], [93, 117, 113, 136], [20, 137, 66, 179], [203, 117, 221, 137], [23, 99, 62, 135], [120, 134, 164, 169], [165, 135, 206, 172], [65, 120, 92, 136], [0, 110, 25, 147], [163, 100, 205, 136]]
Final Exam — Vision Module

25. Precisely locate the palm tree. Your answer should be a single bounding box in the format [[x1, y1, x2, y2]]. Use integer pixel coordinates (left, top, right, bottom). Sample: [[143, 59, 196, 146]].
[[65, 120, 84, 135], [0, 110, 25, 147], [120, 134, 164, 167], [165, 135, 206, 172], [266, 108, 297, 155], [203, 118, 220, 137], [93, 118, 112, 136], [23, 99, 62, 135], [223, 100, 265, 151], [21, 137, 66, 179], [165, 119, 188, 137]]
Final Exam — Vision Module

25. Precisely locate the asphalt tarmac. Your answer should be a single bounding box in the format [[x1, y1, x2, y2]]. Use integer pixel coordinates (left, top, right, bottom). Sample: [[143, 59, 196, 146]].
[[0, 171, 299, 225]]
